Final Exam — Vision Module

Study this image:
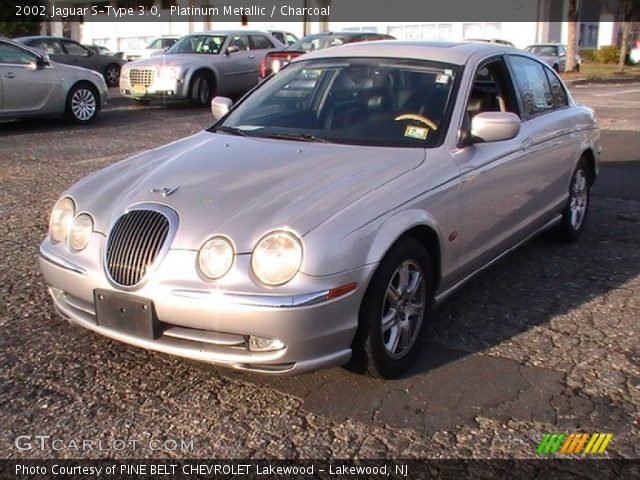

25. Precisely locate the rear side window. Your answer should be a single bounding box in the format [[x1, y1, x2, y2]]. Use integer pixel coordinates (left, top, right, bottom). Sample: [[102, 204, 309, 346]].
[[544, 68, 569, 107], [270, 31, 285, 44], [62, 40, 89, 55], [508, 55, 554, 117], [250, 35, 275, 50]]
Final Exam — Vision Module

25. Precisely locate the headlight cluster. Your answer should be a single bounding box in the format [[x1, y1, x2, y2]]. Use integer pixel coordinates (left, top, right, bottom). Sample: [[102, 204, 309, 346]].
[[49, 197, 93, 252], [198, 230, 303, 286], [159, 66, 181, 79]]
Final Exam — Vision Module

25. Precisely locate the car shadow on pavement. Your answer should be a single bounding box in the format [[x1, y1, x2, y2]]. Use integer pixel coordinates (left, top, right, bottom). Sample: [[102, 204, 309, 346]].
[[220, 195, 639, 435]]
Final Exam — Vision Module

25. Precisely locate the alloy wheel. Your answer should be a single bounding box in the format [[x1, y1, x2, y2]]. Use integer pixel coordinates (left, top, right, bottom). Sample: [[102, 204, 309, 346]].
[[71, 89, 97, 121], [381, 260, 426, 359]]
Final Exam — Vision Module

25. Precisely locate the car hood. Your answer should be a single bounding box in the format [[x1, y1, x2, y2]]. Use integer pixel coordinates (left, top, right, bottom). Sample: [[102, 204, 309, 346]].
[[70, 131, 425, 252], [125, 54, 214, 68]]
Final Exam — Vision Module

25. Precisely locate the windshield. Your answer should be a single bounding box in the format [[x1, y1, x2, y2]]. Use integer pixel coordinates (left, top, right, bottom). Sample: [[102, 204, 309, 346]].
[[213, 58, 459, 148], [526, 45, 558, 56], [166, 35, 226, 54], [288, 34, 352, 52]]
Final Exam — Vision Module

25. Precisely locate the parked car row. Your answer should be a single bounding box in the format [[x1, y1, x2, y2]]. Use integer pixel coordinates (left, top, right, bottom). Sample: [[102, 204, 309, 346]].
[[1, 29, 582, 123]]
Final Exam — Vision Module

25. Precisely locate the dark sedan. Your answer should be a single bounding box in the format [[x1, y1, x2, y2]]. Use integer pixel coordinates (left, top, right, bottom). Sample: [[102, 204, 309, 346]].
[[15, 36, 126, 86], [258, 31, 395, 79]]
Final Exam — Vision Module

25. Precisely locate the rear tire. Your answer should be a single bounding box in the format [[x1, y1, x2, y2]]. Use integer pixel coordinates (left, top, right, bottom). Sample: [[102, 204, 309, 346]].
[[190, 72, 214, 107], [350, 237, 433, 379], [552, 157, 592, 243], [65, 83, 99, 124]]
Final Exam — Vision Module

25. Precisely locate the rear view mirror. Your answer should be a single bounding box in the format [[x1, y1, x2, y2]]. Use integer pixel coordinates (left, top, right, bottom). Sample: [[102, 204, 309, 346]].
[[471, 112, 521, 143], [211, 96, 233, 121]]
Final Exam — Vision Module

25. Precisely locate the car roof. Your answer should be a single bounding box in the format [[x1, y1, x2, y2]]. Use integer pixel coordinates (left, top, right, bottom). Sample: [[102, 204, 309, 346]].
[[15, 35, 77, 42], [185, 30, 275, 36], [292, 40, 514, 66], [527, 43, 564, 47]]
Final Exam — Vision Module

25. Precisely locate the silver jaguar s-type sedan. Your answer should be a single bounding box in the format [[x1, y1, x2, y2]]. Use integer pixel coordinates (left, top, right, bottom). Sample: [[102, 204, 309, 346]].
[[39, 41, 600, 378]]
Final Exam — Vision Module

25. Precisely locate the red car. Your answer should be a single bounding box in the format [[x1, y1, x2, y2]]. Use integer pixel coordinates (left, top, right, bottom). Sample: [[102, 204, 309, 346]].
[[259, 31, 395, 79]]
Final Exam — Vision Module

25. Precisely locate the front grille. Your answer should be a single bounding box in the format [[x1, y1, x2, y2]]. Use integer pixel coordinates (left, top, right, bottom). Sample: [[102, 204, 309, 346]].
[[105, 210, 169, 287], [129, 68, 155, 86]]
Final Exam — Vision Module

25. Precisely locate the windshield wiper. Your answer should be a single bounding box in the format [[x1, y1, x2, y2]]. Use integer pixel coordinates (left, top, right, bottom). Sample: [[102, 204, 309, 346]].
[[260, 132, 330, 143], [213, 126, 250, 137]]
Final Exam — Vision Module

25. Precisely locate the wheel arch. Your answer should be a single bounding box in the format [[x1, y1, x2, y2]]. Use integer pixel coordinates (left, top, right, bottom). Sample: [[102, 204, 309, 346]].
[[187, 67, 218, 95], [365, 210, 443, 292]]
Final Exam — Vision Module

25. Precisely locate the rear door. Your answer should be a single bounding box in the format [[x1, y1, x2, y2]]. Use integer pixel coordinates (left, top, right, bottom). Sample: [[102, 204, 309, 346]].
[[506, 54, 578, 216], [248, 34, 279, 77]]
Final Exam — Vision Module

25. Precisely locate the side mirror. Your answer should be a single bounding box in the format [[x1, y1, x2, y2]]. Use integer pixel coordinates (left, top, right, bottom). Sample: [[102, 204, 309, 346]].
[[211, 96, 233, 121], [34, 54, 49, 68], [225, 45, 240, 55], [470, 112, 521, 143]]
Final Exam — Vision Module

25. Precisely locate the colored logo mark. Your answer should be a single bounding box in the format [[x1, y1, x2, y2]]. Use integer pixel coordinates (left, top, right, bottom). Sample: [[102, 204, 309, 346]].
[[537, 433, 613, 455]]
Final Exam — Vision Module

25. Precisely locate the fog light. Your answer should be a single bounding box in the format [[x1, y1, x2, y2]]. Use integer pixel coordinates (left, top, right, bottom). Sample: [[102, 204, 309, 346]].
[[248, 335, 285, 352]]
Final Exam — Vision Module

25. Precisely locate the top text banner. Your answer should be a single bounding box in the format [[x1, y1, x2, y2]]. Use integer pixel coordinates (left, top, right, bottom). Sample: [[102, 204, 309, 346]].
[[10, 0, 618, 22]]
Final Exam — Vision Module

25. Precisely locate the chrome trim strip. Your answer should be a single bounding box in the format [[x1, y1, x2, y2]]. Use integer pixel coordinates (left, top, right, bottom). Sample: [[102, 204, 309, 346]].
[[39, 244, 87, 276], [162, 326, 246, 346], [435, 215, 562, 305], [170, 288, 332, 308]]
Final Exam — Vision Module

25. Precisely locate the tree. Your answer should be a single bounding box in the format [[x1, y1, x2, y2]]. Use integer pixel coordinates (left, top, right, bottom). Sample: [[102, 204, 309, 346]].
[[0, 0, 47, 38], [617, 0, 640, 73], [566, 0, 579, 72]]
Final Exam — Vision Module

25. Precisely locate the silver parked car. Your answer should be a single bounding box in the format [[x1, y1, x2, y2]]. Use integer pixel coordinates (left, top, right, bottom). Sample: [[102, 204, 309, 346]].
[[39, 41, 600, 378], [16, 36, 126, 86], [0, 38, 108, 123], [525, 43, 581, 72], [119, 30, 284, 106]]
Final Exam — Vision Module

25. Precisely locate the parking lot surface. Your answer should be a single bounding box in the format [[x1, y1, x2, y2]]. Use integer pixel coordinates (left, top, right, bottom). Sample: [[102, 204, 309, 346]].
[[1, 85, 638, 459]]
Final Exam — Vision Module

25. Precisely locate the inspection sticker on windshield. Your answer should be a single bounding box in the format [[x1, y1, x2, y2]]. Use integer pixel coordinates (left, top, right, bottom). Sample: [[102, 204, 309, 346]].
[[404, 126, 429, 140], [436, 74, 450, 84]]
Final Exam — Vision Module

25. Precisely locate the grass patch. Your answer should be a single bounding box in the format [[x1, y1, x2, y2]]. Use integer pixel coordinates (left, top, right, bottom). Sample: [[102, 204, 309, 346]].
[[561, 61, 640, 81]]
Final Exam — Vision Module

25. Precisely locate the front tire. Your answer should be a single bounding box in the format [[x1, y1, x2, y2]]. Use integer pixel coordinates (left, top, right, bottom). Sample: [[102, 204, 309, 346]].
[[104, 64, 120, 87], [65, 84, 99, 124], [351, 237, 433, 379], [553, 157, 591, 243], [190, 72, 214, 107]]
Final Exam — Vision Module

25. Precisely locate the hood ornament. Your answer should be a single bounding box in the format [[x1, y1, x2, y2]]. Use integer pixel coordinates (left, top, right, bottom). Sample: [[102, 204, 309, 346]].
[[150, 186, 180, 197]]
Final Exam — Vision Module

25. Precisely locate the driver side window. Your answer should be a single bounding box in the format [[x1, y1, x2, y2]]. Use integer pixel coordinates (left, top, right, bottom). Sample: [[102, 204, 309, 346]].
[[0, 42, 36, 65], [465, 58, 518, 121]]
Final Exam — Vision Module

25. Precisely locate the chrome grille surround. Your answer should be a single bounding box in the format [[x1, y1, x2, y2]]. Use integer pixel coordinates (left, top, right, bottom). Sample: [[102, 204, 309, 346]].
[[104, 204, 178, 290], [129, 68, 156, 86]]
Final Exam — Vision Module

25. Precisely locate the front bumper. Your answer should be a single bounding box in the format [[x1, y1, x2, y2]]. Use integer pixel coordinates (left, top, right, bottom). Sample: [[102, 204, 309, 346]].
[[119, 74, 188, 100], [39, 244, 374, 374]]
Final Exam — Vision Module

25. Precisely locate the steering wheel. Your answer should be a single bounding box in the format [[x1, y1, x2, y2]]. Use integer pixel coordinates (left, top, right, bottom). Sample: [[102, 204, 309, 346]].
[[394, 113, 438, 131]]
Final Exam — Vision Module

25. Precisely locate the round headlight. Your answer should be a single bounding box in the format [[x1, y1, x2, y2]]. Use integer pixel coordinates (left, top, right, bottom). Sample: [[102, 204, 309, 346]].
[[49, 197, 75, 242], [68, 213, 93, 252], [198, 236, 235, 280], [251, 230, 303, 286]]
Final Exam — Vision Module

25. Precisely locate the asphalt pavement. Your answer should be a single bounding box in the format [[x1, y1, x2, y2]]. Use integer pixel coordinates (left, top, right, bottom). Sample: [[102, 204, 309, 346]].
[[0, 84, 638, 459]]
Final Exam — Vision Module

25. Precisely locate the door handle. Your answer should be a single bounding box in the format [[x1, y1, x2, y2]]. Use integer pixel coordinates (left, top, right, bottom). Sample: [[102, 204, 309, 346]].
[[521, 138, 533, 150], [4, 72, 15, 79], [248, 54, 255, 59]]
